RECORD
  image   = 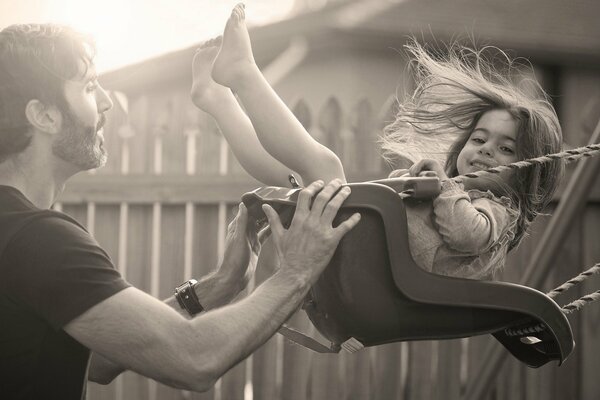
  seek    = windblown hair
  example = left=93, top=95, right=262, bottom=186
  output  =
left=381, top=41, right=564, bottom=249
left=0, top=24, right=95, bottom=162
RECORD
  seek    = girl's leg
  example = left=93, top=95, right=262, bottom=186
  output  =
left=191, top=38, right=292, bottom=186
left=211, top=4, right=346, bottom=184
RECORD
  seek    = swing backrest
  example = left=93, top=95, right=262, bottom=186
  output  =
left=242, top=181, right=574, bottom=368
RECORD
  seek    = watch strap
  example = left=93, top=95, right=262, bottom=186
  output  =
left=175, top=279, right=204, bottom=316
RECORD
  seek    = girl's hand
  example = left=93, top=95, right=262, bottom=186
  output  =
left=409, top=159, right=449, bottom=180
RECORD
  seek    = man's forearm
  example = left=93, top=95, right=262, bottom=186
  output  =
left=89, top=265, right=249, bottom=384
left=183, top=268, right=311, bottom=382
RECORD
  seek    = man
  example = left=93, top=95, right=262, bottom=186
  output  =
left=0, top=24, right=360, bottom=399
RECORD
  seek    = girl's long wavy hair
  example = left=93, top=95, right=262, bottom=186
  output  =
left=381, top=41, right=564, bottom=249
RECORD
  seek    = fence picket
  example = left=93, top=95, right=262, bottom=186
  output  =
left=318, top=97, right=343, bottom=155
left=252, top=239, right=281, bottom=400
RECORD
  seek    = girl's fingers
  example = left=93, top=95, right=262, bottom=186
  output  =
left=408, top=160, right=423, bottom=176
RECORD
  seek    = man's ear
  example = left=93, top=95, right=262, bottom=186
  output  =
left=24, top=99, right=62, bottom=134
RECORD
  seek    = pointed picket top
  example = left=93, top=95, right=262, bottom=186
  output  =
left=348, top=98, right=374, bottom=137
left=378, top=94, right=399, bottom=131
left=318, top=97, right=343, bottom=153
left=292, top=98, right=313, bottom=131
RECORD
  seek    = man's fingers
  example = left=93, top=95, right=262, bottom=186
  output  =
left=237, top=202, right=248, bottom=228
left=333, top=213, right=361, bottom=238
left=296, top=180, right=324, bottom=214
left=321, top=185, right=351, bottom=223
left=311, top=179, right=343, bottom=216
left=262, top=204, right=285, bottom=239
left=257, top=226, right=272, bottom=246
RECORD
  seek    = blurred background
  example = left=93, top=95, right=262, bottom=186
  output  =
left=3, top=0, right=600, bottom=399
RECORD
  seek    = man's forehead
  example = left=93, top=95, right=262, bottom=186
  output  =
left=72, top=59, right=97, bottom=82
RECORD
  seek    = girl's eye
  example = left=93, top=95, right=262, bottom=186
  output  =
left=472, top=137, right=485, bottom=144
left=500, top=146, right=515, bottom=154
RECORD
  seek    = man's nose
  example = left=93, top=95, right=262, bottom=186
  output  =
left=96, top=86, right=114, bottom=113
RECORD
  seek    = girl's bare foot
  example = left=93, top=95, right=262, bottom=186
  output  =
left=190, top=37, right=233, bottom=113
left=212, top=3, right=259, bottom=89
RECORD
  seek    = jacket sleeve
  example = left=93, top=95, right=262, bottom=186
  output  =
left=432, top=180, right=518, bottom=254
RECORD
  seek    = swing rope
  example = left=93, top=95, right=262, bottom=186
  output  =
left=451, top=143, right=600, bottom=185
left=504, top=263, right=600, bottom=337
left=547, top=263, right=600, bottom=299
left=548, top=263, right=600, bottom=314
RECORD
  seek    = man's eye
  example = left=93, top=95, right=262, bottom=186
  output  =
left=86, top=84, right=97, bottom=93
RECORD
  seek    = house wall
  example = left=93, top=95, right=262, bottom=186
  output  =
left=274, top=45, right=406, bottom=118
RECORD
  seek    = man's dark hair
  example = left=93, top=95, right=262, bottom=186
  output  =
left=0, top=24, right=96, bottom=162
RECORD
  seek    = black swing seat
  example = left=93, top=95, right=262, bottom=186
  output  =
left=241, top=179, right=574, bottom=368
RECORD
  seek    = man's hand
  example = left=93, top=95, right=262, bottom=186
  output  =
left=262, top=179, right=361, bottom=286
left=219, top=203, right=260, bottom=290
left=409, top=159, right=449, bottom=180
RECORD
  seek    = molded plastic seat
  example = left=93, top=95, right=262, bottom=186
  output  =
left=242, top=181, right=574, bottom=368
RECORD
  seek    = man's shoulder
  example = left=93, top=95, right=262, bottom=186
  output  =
left=1, top=209, right=95, bottom=264
left=9, top=208, right=87, bottom=241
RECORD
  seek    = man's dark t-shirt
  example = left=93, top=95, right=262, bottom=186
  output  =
left=0, top=185, right=130, bottom=399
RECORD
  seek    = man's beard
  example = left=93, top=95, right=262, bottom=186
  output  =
left=52, top=106, right=107, bottom=170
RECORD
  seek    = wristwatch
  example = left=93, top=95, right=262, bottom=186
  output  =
left=174, top=279, right=204, bottom=316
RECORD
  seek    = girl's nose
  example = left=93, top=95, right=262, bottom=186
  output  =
left=478, top=147, right=493, bottom=157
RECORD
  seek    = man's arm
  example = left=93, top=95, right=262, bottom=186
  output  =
left=89, top=202, right=260, bottom=383
left=88, top=267, right=244, bottom=384
left=72, top=180, right=360, bottom=392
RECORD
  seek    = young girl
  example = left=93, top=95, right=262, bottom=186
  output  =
left=191, top=4, right=563, bottom=280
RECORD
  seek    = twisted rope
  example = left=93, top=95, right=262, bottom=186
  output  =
left=504, top=264, right=600, bottom=337
left=547, top=263, right=600, bottom=299
left=451, top=143, right=600, bottom=185
left=561, top=291, right=600, bottom=315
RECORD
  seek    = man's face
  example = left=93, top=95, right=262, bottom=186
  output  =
left=52, top=64, right=113, bottom=170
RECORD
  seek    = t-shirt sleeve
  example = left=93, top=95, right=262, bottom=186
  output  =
left=1, top=215, right=130, bottom=330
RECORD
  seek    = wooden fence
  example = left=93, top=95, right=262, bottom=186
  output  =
left=55, top=90, right=600, bottom=400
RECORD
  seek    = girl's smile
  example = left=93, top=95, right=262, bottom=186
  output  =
left=457, top=109, right=519, bottom=176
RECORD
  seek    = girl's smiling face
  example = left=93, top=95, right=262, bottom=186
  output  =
left=457, top=109, right=519, bottom=176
